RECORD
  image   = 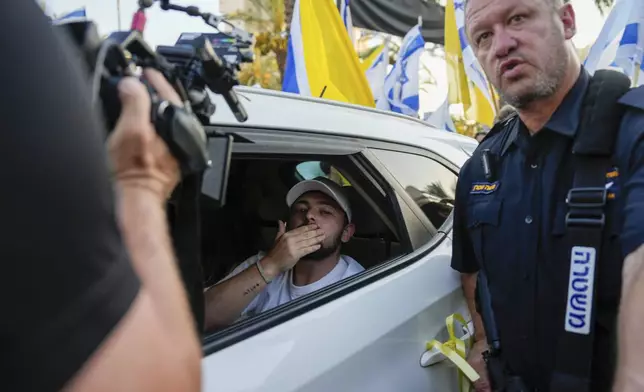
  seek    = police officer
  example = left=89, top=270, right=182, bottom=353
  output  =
left=451, top=0, right=644, bottom=391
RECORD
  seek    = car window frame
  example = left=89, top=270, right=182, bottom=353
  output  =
left=200, top=126, right=457, bottom=354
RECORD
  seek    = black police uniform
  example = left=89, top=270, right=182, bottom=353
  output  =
left=451, top=67, right=644, bottom=391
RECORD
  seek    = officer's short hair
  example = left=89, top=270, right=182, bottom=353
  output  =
left=464, top=0, right=566, bottom=17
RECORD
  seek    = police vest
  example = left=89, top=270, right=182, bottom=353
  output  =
left=478, top=70, right=643, bottom=392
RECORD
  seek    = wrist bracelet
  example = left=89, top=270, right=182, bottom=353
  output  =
left=256, top=260, right=272, bottom=284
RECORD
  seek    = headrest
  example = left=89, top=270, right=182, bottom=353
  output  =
left=258, top=196, right=288, bottom=222
left=342, top=187, right=387, bottom=236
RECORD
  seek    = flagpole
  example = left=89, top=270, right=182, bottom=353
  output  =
left=634, top=63, right=641, bottom=87
left=487, top=79, right=500, bottom=113
left=117, top=0, right=122, bottom=30
left=633, top=48, right=643, bottom=87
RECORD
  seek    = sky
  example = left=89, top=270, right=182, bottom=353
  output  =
left=43, top=0, right=221, bottom=47
left=44, top=0, right=610, bottom=113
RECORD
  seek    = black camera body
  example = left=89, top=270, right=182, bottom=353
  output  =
left=53, top=19, right=247, bottom=177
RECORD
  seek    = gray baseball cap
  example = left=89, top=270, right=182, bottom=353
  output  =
left=286, top=177, right=352, bottom=223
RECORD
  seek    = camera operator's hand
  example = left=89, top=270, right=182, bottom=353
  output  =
left=107, top=69, right=183, bottom=200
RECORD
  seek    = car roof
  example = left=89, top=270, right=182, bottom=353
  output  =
left=208, top=87, right=477, bottom=167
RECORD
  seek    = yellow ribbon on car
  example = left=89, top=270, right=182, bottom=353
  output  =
left=426, top=313, right=480, bottom=392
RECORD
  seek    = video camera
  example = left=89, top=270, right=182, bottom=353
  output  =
left=52, top=0, right=253, bottom=331
left=53, top=0, right=248, bottom=197
left=175, top=32, right=254, bottom=70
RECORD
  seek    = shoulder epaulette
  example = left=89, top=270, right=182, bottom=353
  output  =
left=480, top=113, right=518, bottom=144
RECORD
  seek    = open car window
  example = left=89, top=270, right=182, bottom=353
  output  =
left=201, top=154, right=404, bottom=280
left=199, top=149, right=413, bottom=333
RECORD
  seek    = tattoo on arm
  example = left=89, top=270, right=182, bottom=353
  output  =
left=243, top=282, right=261, bottom=296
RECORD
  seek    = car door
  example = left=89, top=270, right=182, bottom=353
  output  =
left=290, top=147, right=470, bottom=392
left=201, top=134, right=470, bottom=392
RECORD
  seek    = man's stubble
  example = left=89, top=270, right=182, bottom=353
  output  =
left=499, top=26, right=569, bottom=109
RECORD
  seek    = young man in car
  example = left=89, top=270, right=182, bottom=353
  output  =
left=204, top=177, right=364, bottom=330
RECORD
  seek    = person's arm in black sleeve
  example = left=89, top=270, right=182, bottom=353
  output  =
left=451, top=159, right=490, bottom=390
left=613, top=110, right=644, bottom=392
left=451, top=160, right=484, bottom=337
left=0, top=2, right=199, bottom=391
left=451, top=160, right=480, bottom=274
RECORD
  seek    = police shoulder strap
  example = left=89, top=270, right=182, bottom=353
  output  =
left=477, top=114, right=520, bottom=182
left=479, top=112, right=519, bottom=151
left=550, top=69, right=631, bottom=392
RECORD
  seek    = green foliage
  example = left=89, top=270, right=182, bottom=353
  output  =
left=593, top=0, right=614, bottom=15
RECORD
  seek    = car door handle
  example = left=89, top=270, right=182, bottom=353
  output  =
left=419, top=327, right=472, bottom=367
left=419, top=313, right=480, bottom=388
left=419, top=313, right=481, bottom=392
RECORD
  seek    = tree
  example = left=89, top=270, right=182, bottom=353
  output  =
left=226, top=0, right=288, bottom=88
left=594, top=0, right=614, bottom=15
left=284, top=0, right=295, bottom=28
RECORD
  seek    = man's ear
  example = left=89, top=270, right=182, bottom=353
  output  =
left=559, top=3, right=577, bottom=40
left=341, top=223, right=356, bottom=243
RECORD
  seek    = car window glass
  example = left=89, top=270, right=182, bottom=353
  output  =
left=373, top=150, right=457, bottom=229
left=295, top=161, right=351, bottom=186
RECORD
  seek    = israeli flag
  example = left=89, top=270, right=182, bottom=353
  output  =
left=339, top=0, right=355, bottom=45
left=584, top=0, right=644, bottom=85
left=376, top=24, right=425, bottom=116
left=52, top=8, right=87, bottom=24
left=282, top=0, right=310, bottom=95
left=425, top=99, right=457, bottom=132
left=454, top=0, right=495, bottom=106
left=39, top=1, right=56, bottom=18
left=365, top=43, right=389, bottom=101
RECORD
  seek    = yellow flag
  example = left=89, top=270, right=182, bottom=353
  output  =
left=466, top=86, right=496, bottom=127
left=360, top=43, right=385, bottom=73
left=444, top=0, right=496, bottom=127
left=299, top=0, right=375, bottom=107
left=445, top=0, right=471, bottom=110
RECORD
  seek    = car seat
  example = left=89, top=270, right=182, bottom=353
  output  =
left=340, top=187, right=401, bottom=269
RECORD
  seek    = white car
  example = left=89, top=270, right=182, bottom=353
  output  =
left=200, top=87, right=479, bottom=392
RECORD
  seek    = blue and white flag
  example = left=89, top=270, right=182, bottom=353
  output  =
left=376, top=24, right=425, bottom=116
left=339, top=0, right=355, bottom=46
left=614, top=21, right=644, bottom=78
left=454, top=0, right=495, bottom=107
left=52, top=7, right=87, bottom=24
left=39, top=1, right=56, bottom=18
left=365, top=41, right=389, bottom=100
left=425, top=99, right=457, bottom=132
left=282, top=1, right=311, bottom=96
left=584, top=0, right=644, bottom=85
